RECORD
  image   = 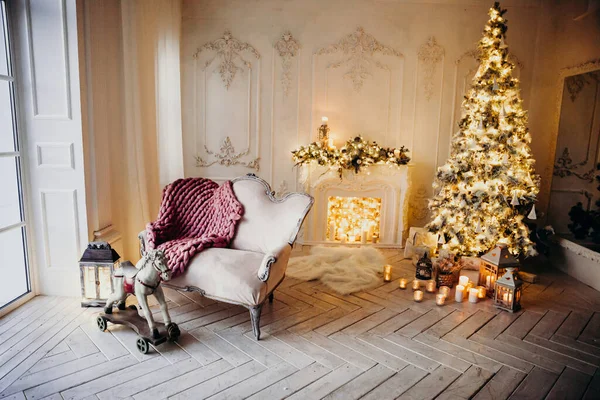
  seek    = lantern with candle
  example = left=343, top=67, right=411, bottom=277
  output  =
left=79, top=242, right=120, bottom=307
left=478, top=243, right=519, bottom=298
left=415, top=251, right=433, bottom=281
left=493, top=267, right=522, bottom=312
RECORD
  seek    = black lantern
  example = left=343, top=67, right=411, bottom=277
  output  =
left=478, top=243, right=519, bottom=298
left=493, top=267, right=522, bottom=313
left=79, top=241, right=120, bottom=307
left=415, top=251, right=433, bottom=280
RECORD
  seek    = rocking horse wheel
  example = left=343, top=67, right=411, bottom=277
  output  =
left=96, top=316, right=107, bottom=332
left=136, top=337, right=150, bottom=354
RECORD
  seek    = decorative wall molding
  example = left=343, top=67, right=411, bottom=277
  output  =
left=540, top=58, right=600, bottom=215
left=553, top=147, right=596, bottom=182
left=411, top=184, right=430, bottom=220
left=274, top=31, right=300, bottom=97
left=418, top=37, right=445, bottom=101
left=193, top=30, right=260, bottom=89
left=316, top=27, right=402, bottom=92
left=275, top=180, right=289, bottom=198
left=565, top=71, right=599, bottom=102
left=195, top=136, right=260, bottom=170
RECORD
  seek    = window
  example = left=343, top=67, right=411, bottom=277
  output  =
left=0, top=0, right=30, bottom=307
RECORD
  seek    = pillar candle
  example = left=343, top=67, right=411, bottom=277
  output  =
left=459, top=276, right=469, bottom=287
left=436, top=294, right=446, bottom=306
left=485, top=275, right=491, bottom=289
left=455, top=285, right=465, bottom=302
left=412, top=280, right=420, bottom=290
left=426, top=280, right=436, bottom=293
left=361, top=231, right=368, bottom=244
left=414, top=290, right=424, bottom=302
left=399, top=278, right=407, bottom=289
left=329, top=223, right=336, bottom=241
left=468, top=288, right=479, bottom=303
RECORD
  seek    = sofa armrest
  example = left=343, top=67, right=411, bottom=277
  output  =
left=138, top=230, right=148, bottom=257
left=257, top=244, right=292, bottom=282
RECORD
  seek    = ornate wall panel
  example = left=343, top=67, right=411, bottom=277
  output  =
left=312, top=27, right=404, bottom=147
left=181, top=0, right=544, bottom=242
left=192, top=30, right=261, bottom=175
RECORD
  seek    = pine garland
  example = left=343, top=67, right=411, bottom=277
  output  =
left=292, top=136, right=410, bottom=178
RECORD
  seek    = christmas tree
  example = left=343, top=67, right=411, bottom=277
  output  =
left=427, top=2, right=539, bottom=257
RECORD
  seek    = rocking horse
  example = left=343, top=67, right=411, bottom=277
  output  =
left=97, top=249, right=180, bottom=354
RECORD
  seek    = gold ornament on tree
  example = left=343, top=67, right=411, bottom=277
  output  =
left=426, top=2, right=539, bottom=257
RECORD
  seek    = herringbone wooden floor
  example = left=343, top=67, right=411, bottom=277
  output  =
left=0, top=249, right=599, bottom=399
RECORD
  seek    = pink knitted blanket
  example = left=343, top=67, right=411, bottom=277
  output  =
left=146, top=178, right=244, bottom=276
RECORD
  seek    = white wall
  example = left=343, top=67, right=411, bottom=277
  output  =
left=180, top=0, right=541, bottom=229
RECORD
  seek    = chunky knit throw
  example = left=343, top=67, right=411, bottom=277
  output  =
left=146, top=178, right=244, bottom=276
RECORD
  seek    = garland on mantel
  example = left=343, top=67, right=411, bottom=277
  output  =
left=292, top=136, right=411, bottom=178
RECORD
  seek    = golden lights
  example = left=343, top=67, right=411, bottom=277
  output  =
left=326, top=196, right=381, bottom=243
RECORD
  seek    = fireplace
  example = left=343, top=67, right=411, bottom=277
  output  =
left=326, top=196, right=382, bottom=243
left=298, top=164, right=411, bottom=247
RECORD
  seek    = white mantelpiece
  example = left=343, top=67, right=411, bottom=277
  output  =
left=298, top=164, right=412, bottom=247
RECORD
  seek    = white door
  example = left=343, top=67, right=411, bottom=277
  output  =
left=11, top=0, right=88, bottom=297
left=0, top=0, right=30, bottom=307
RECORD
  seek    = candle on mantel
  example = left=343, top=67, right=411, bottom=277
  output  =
left=383, top=265, right=392, bottom=282
left=412, top=280, right=420, bottom=291
left=436, top=294, right=446, bottom=306
left=459, top=275, right=469, bottom=287
left=348, top=235, right=355, bottom=244
left=455, top=285, right=465, bottom=302
left=321, top=116, right=328, bottom=125
left=399, top=278, right=408, bottom=289
left=476, top=286, right=486, bottom=299
left=340, top=234, right=347, bottom=244
left=327, top=138, right=334, bottom=149
left=414, top=290, right=424, bottom=302
left=468, top=288, right=479, bottom=304
left=426, top=280, right=436, bottom=293
left=439, top=286, right=451, bottom=297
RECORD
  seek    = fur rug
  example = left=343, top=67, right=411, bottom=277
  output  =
left=286, top=246, right=386, bottom=295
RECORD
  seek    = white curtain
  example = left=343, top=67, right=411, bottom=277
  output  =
left=117, top=0, right=184, bottom=260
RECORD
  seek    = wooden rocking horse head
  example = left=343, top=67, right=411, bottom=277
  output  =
left=141, top=249, right=171, bottom=282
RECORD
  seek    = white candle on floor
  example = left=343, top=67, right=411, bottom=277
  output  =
left=455, top=285, right=465, bottom=302
left=459, top=275, right=469, bottom=287
left=468, top=288, right=479, bottom=303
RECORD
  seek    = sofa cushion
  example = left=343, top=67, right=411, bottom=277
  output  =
left=166, top=247, right=286, bottom=306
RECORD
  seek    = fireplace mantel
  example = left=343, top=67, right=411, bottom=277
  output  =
left=297, top=164, right=412, bottom=247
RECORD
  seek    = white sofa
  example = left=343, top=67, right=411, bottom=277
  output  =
left=139, top=174, right=313, bottom=339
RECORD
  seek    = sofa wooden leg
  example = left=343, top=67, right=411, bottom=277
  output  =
left=250, top=305, right=263, bottom=340
left=268, top=293, right=274, bottom=304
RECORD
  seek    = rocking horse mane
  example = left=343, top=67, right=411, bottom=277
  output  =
left=137, top=249, right=167, bottom=271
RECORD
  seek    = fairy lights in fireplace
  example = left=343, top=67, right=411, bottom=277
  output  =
left=327, top=196, right=381, bottom=243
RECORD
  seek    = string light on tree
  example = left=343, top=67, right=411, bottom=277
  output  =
left=427, top=2, right=539, bottom=257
